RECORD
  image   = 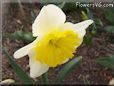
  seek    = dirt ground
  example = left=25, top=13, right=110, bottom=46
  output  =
left=2, top=3, right=114, bottom=85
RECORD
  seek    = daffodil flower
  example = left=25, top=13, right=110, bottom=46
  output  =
left=14, top=4, right=93, bottom=78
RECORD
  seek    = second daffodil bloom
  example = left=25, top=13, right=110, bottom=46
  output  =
left=14, top=4, right=93, bottom=78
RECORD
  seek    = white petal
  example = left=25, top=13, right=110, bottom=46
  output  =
left=73, top=20, right=93, bottom=38
left=13, top=37, right=40, bottom=59
left=28, top=51, right=49, bottom=78
left=61, top=20, right=93, bottom=48
left=13, top=43, right=33, bottom=59
left=29, top=59, right=49, bottom=78
left=32, top=4, right=66, bottom=37
left=109, top=78, right=114, bottom=85
left=62, top=20, right=93, bottom=38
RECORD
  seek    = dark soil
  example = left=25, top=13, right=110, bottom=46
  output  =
left=2, top=3, right=114, bottom=85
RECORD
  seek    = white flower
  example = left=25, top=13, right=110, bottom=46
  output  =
left=109, top=78, right=114, bottom=85
left=0, top=79, right=15, bottom=85
left=14, top=4, right=93, bottom=78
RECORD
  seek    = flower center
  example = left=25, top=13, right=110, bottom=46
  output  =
left=33, top=29, right=81, bottom=67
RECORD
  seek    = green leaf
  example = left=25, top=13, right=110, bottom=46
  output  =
left=31, top=11, right=36, bottom=23
left=9, top=31, right=36, bottom=43
left=81, top=11, right=88, bottom=20
left=42, top=72, right=48, bottom=84
left=55, top=56, right=82, bottom=84
left=2, top=47, right=33, bottom=84
left=104, top=26, right=114, bottom=34
left=86, top=8, right=96, bottom=33
left=94, top=18, right=103, bottom=27
left=104, top=8, right=114, bottom=24
left=95, top=55, right=114, bottom=69
left=84, top=35, right=93, bottom=46
left=62, top=2, right=78, bottom=12
left=57, top=1, right=66, bottom=9
left=86, top=8, right=93, bottom=19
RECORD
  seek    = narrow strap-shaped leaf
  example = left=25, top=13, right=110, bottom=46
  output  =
left=9, top=31, right=36, bottom=43
left=55, top=56, right=82, bottom=84
left=95, top=55, right=114, bottom=69
left=104, top=26, right=114, bottom=34
left=42, top=72, right=48, bottom=84
left=2, top=47, right=33, bottom=84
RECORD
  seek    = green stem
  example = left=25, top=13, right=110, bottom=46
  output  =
left=42, top=72, right=48, bottom=84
